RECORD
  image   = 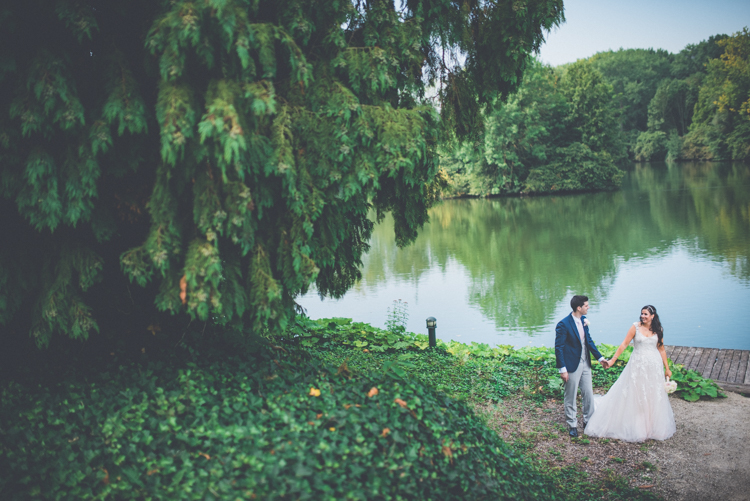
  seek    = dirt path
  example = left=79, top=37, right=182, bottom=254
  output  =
left=475, top=390, right=750, bottom=500
left=651, top=391, right=750, bottom=501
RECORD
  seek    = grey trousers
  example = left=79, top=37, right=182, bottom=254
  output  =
left=563, top=352, right=594, bottom=429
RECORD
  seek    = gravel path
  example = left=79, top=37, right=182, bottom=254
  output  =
left=475, top=390, right=750, bottom=500
left=651, top=391, right=750, bottom=501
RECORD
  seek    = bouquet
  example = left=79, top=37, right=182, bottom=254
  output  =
left=664, top=377, right=677, bottom=394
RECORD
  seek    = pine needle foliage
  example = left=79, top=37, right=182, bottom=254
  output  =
left=0, top=0, right=563, bottom=347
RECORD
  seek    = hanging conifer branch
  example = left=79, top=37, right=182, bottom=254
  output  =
left=0, top=0, right=563, bottom=346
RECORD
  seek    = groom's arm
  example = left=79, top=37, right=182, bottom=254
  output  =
left=585, top=331, right=605, bottom=363
left=554, top=321, right=567, bottom=374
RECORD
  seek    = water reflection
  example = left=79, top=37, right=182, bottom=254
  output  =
left=299, top=162, right=750, bottom=349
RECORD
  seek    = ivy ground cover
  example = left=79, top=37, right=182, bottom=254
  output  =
left=1, top=341, right=558, bottom=500
left=296, top=317, right=725, bottom=403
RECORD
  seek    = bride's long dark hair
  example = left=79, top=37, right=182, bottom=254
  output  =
left=641, top=305, right=664, bottom=347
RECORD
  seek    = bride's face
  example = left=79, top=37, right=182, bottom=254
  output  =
left=640, top=309, right=654, bottom=324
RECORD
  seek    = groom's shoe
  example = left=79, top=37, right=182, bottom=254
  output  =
left=583, top=421, right=588, bottom=429
left=569, top=427, right=578, bottom=438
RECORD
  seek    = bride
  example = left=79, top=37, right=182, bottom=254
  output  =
left=584, top=305, right=676, bottom=442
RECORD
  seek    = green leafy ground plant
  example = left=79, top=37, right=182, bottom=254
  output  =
left=293, top=318, right=725, bottom=402
left=1, top=342, right=561, bottom=500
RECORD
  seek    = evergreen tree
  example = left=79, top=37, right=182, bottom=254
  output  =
left=0, top=0, right=563, bottom=348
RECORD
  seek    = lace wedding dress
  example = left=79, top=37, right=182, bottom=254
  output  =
left=584, top=322, right=676, bottom=442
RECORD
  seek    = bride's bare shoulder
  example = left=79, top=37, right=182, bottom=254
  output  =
left=625, top=323, right=637, bottom=340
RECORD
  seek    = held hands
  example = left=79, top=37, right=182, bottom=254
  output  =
left=599, top=359, right=610, bottom=369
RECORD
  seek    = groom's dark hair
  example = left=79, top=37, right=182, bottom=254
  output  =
left=570, top=295, right=588, bottom=312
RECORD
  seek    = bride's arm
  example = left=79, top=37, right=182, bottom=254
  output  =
left=658, top=343, right=672, bottom=377
left=608, top=325, right=636, bottom=365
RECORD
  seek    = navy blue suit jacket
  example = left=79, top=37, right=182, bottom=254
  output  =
left=554, top=313, right=603, bottom=373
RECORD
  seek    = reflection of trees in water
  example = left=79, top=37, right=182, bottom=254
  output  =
left=631, top=162, right=750, bottom=280
left=355, top=161, right=750, bottom=328
left=446, top=195, right=627, bottom=329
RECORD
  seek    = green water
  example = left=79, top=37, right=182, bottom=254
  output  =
left=299, top=162, right=750, bottom=349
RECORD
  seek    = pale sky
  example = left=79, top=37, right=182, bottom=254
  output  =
left=538, top=0, right=750, bottom=67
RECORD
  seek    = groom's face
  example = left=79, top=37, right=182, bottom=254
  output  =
left=578, top=302, right=589, bottom=315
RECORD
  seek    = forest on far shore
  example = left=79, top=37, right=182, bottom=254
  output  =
left=441, top=28, right=750, bottom=196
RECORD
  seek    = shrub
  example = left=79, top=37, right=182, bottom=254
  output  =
left=0, top=344, right=557, bottom=500
left=665, top=130, right=683, bottom=161
left=523, top=143, right=624, bottom=194
left=633, top=131, right=668, bottom=162
left=680, top=122, right=726, bottom=160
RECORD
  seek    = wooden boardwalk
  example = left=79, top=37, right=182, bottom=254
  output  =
left=665, top=345, right=750, bottom=394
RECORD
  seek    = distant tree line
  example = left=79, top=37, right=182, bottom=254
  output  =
left=441, top=28, right=750, bottom=196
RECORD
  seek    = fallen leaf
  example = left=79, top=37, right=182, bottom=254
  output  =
left=309, top=387, right=321, bottom=397
left=394, top=398, right=408, bottom=409
left=179, top=275, right=187, bottom=304
left=367, top=387, right=379, bottom=398
left=147, top=469, right=158, bottom=476
left=363, top=349, right=370, bottom=353
left=308, top=421, right=315, bottom=425
left=329, top=427, right=336, bottom=432
left=343, top=404, right=352, bottom=409
left=199, top=453, right=211, bottom=460
left=316, top=413, right=323, bottom=418
left=336, top=361, right=351, bottom=377
left=639, top=485, right=654, bottom=489
left=101, top=468, right=110, bottom=485
left=381, top=428, right=390, bottom=437
left=441, top=446, right=453, bottom=462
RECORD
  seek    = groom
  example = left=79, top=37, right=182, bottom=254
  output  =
left=555, top=295, right=608, bottom=438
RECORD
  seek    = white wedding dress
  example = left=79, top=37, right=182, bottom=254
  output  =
left=584, top=322, right=676, bottom=442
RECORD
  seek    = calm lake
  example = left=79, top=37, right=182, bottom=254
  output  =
left=299, top=162, right=750, bottom=350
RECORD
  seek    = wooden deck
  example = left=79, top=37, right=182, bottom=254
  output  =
left=665, top=345, right=750, bottom=394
